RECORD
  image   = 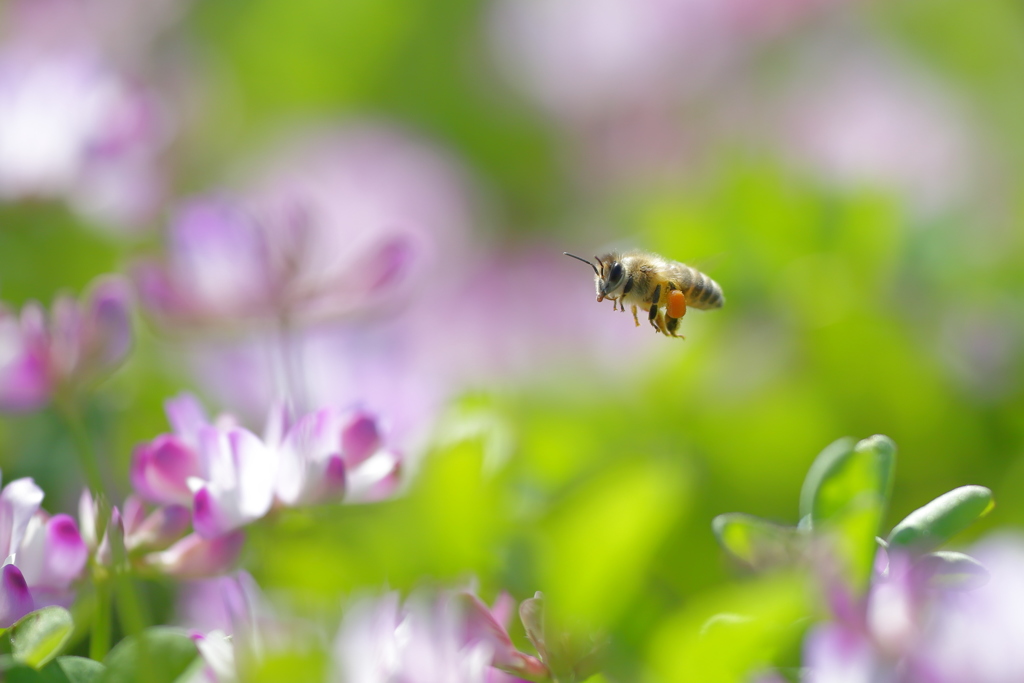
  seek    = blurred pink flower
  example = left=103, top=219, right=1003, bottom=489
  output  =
left=490, top=0, right=844, bottom=120
left=131, top=394, right=403, bottom=536
left=0, top=0, right=180, bottom=230
left=803, top=542, right=999, bottom=682
left=0, top=50, right=168, bottom=228
left=176, top=571, right=265, bottom=638
left=332, top=589, right=547, bottom=683
left=145, top=531, right=246, bottom=580
left=78, top=490, right=190, bottom=566
left=778, top=48, right=976, bottom=214
left=911, top=535, right=1024, bottom=683
left=491, top=0, right=728, bottom=118
left=1, top=0, right=189, bottom=65
left=0, top=475, right=87, bottom=626
left=179, top=571, right=322, bottom=682
left=131, top=394, right=275, bottom=538
left=268, top=406, right=400, bottom=506
left=138, top=125, right=473, bottom=328
left=0, top=275, right=133, bottom=412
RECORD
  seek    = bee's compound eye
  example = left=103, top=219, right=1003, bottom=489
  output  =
left=610, top=263, right=624, bottom=284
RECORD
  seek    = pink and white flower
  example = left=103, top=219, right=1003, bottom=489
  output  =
left=136, top=125, right=472, bottom=328
left=131, top=394, right=404, bottom=538
left=0, top=475, right=87, bottom=627
left=0, top=274, right=132, bottom=412
left=333, top=589, right=548, bottom=683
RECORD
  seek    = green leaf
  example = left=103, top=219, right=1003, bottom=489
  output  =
left=51, top=657, right=105, bottom=683
left=887, top=486, right=994, bottom=552
left=4, top=656, right=105, bottom=683
left=914, top=551, right=989, bottom=591
left=799, top=436, right=896, bottom=524
left=540, top=459, right=687, bottom=629
left=799, top=437, right=855, bottom=521
left=711, top=513, right=802, bottom=570
left=4, top=663, right=46, bottom=682
left=98, top=628, right=198, bottom=683
left=798, top=435, right=897, bottom=589
left=649, top=573, right=810, bottom=683
left=10, top=607, right=74, bottom=669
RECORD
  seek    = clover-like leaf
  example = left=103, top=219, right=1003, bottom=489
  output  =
left=3, top=663, right=46, bottom=682
left=796, top=435, right=897, bottom=589
left=712, top=513, right=802, bottom=570
left=9, top=607, right=74, bottom=670
left=98, top=627, right=198, bottom=683
left=799, top=437, right=855, bottom=522
left=799, top=436, right=896, bottom=525
left=913, top=551, right=989, bottom=591
left=887, top=485, right=994, bottom=552
left=3, top=657, right=106, bottom=683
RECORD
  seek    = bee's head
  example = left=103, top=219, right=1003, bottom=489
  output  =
left=564, top=252, right=626, bottom=301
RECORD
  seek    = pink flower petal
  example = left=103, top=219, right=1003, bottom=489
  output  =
left=341, top=413, right=381, bottom=469
left=121, top=495, right=147, bottom=538
left=36, top=514, right=87, bottom=589
left=459, top=592, right=550, bottom=680
left=165, top=393, right=210, bottom=446
left=130, top=434, right=201, bottom=505
left=78, top=489, right=97, bottom=548
left=345, top=450, right=402, bottom=503
left=0, top=309, right=52, bottom=412
left=147, top=531, right=245, bottom=579
left=0, top=477, right=45, bottom=558
left=125, top=504, right=190, bottom=552
left=96, top=506, right=122, bottom=567
left=85, top=275, right=132, bottom=371
left=192, top=485, right=240, bottom=539
left=230, top=429, right=276, bottom=520
left=305, top=454, right=347, bottom=505
left=0, top=563, right=33, bottom=628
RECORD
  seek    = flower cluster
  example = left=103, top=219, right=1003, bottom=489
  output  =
left=177, top=576, right=590, bottom=683
left=135, top=126, right=472, bottom=329
left=125, top=393, right=401, bottom=577
left=0, top=275, right=132, bottom=412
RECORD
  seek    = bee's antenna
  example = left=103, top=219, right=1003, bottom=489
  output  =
left=564, top=252, right=599, bottom=277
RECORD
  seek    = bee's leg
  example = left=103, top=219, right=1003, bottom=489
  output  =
left=666, top=315, right=685, bottom=339
left=656, top=310, right=670, bottom=336
left=631, top=305, right=639, bottom=327
left=611, top=298, right=618, bottom=311
left=648, top=285, right=662, bottom=332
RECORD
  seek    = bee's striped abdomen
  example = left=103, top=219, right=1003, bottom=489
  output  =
left=676, top=264, right=724, bottom=311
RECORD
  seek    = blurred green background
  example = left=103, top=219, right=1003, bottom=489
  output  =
left=1, top=0, right=1023, bottom=680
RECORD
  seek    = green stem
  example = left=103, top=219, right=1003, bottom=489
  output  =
left=55, top=398, right=105, bottom=498
left=56, top=396, right=152, bottom=666
left=90, top=576, right=112, bottom=660
left=111, top=549, right=154, bottom=683
left=113, top=569, right=147, bottom=638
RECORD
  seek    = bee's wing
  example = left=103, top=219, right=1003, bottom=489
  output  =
left=686, top=252, right=728, bottom=274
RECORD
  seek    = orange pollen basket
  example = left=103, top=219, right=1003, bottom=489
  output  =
left=668, top=290, right=686, bottom=318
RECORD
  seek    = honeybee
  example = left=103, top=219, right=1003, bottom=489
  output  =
left=564, top=250, right=724, bottom=338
